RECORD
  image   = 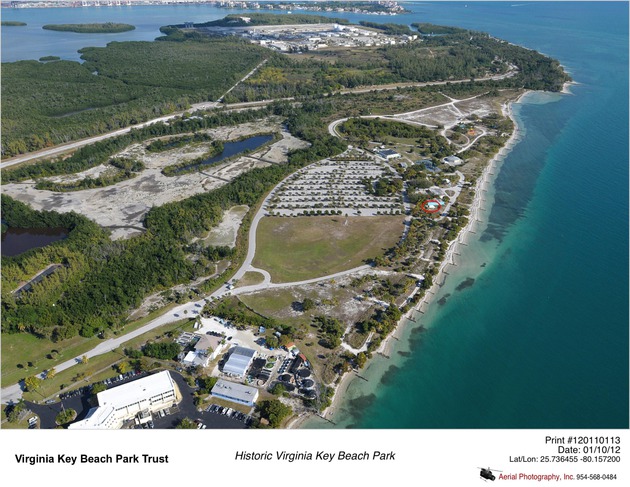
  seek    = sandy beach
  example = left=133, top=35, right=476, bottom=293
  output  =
left=561, top=80, right=579, bottom=95
left=375, top=92, right=529, bottom=358
left=295, top=92, right=530, bottom=428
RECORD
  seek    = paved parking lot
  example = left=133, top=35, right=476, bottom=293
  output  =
left=21, top=370, right=249, bottom=429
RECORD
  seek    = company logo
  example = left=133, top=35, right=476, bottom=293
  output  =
left=479, top=466, right=502, bottom=481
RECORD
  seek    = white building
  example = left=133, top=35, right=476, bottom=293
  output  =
left=211, top=379, right=259, bottom=407
left=222, top=346, right=256, bottom=377
left=68, top=371, right=180, bottom=429
left=377, top=149, right=401, bottom=160
left=443, top=155, right=463, bottom=166
left=182, top=351, right=209, bottom=368
left=181, top=334, right=225, bottom=368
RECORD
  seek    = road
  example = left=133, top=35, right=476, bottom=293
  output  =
left=1, top=66, right=517, bottom=169
left=327, top=92, right=487, bottom=137
left=0, top=67, right=518, bottom=403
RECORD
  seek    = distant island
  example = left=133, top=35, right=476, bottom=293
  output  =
left=42, top=23, right=135, bottom=34
left=1, top=21, right=27, bottom=26
left=39, top=56, right=61, bottom=62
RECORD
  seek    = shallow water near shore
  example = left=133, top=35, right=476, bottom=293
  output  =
left=304, top=2, right=628, bottom=429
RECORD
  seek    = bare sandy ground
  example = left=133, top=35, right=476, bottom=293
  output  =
left=2, top=122, right=306, bottom=240
left=199, top=205, right=249, bottom=248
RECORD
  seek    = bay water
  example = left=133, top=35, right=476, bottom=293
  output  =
left=2, top=1, right=628, bottom=428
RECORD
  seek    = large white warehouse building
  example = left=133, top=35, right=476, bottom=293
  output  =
left=69, top=370, right=181, bottom=429
left=222, top=346, right=256, bottom=378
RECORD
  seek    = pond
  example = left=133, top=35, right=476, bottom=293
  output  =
left=1, top=227, right=69, bottom=257
left=174, top=134, right=274, bottom=174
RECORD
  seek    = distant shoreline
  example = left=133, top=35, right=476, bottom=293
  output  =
left=2, top=0, right=407, bottom=16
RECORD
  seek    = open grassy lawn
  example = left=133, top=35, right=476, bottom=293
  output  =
left=1, top=333, right=97, bottom=389
left=253, top=216, right=404, bottom=283
left=20, top=318, right=193, bottom=402
left=1, top=302, right=180, bottom=389
left=235, top=271, right=266, bottom=288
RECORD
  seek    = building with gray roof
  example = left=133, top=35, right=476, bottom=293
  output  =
left=222, top=346, right=256, bottom=377
left=211, top=379, right=259, bottom=407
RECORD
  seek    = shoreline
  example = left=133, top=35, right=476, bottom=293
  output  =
left=561, top=80, right=579, bottom=95
left=376, top=90, right=529, bottom=357
left=296, top=91, right=529, bottom=429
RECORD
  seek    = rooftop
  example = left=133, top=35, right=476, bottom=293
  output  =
left=194, top=334, right=223, bottom=352
left=97, top=370, right=176, bottom=409
left=211, top=379, right=259, bottom=403
left=223, top=346, right=256, bottom=376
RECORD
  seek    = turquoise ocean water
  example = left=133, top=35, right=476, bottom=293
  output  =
left=2, top=2, right=628, bottom=428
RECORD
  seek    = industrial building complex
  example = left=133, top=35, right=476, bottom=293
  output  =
left=199, top=22, right=416, bottom=53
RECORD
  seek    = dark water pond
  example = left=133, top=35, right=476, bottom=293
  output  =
left=1, top=227, right=69, bottom=257
left=175, top=134, right=274, bottom=174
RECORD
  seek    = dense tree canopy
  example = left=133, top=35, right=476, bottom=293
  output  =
left=257, top=399, right=292, bottom=428
left=1, top=36, right=267, bottom=156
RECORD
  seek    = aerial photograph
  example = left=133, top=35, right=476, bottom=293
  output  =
left=1, top=0, right=627, bottom=433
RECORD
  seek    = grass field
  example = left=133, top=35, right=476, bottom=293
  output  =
left=19, top=318, right=193, bottom=402
left=1, top=302, right=178, bottom=388
left=235, top=271, right=266, bottom=288
left=253, top=216, right=404, bottom=283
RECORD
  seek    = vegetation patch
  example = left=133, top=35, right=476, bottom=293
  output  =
left=1, top=21, right=26, bottom=26
left=55, top=408, right=77, bottom=426
left=255, top=398, right=292, bottom=428
left=188, top=13, right=349, bottom=28
left=253, top=215, right=404, bottom=283
left=42, top=23, right=136, bottom=34
left=235, top=271, right=266, bottom=288
left=1, top=36, right=267, bottom=156
left=339, top=117, right=452, bottom=158
left=39, top=56, right=61, bottom=62
left=35, top=158, right=145, bottom=192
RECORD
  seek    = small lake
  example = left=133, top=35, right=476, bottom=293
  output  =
left=175, top=134, right=274, bottom=174
left=1, top=227, right=69, bottom=257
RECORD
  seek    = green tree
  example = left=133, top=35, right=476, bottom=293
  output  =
left=356, top=352, right=367, bottom=369
left=142, top=342, right=181, bottom=360
left=197, top=375, right=218, bottom=394
left=266, top=335, right=279, bottom=349
left=91, top=382, right=107, bottom=395
left=24, top=376, right=42, bottom=392
left=271, top=383, right=286, bottom=396
left=302, top=298, right=315, bottom=311
left=5, top=399, right=26, bottom=423
left=55, top=408, right=77, bottom=426
left=116, top=361, right=131, bottom=374
left=257, top=399, right=292, bottom=428
left=175, top=417, right=197, bottom=429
